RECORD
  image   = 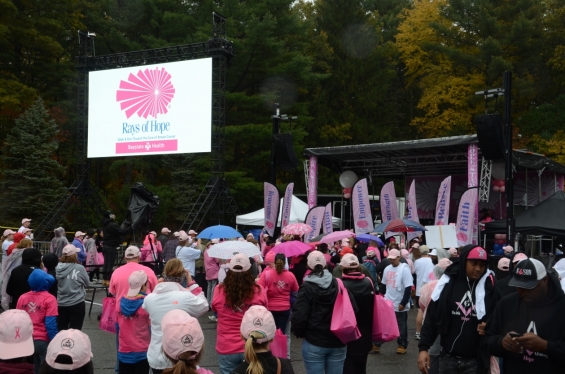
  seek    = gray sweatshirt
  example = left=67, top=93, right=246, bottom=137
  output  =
left=56, top=262, right=89, bottom=306
left=50, top=227, right=69, bottom=258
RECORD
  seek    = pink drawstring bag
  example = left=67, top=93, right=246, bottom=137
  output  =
left=99, top=297, right=117, bottom=334
left=330, top=278, right=361, bottom=344
left=271, top=329, right=288, bottom=359
left=373, top=294, right=400, bottom=342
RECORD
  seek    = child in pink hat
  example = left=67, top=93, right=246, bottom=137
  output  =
left=161, top=309, right=213, bottom=374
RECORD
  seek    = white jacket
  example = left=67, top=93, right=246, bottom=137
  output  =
left=142, top=282, right=208, bottom=369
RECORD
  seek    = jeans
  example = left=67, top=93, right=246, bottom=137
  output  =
left=301, top=339, right=346, bottom=374
left=58, top=301, right=85, bottom=331
left=207, top=279, right=218, bottom=306
left=396, top=311, right=408, bottom=348
left=271, top=309, right=291, bottom=333
left=119, top=359, right=149, bottom=374
left=33, top=340, right=48, bottom=374
left=217, top=352, right=244, bottom=374
left=343, top=354, right=368, bottom=374
left=439, top=352, right=478, bottom=374
left=102, top=246, right=117, bottom=281
left=115, top=322, right=120, bottom=373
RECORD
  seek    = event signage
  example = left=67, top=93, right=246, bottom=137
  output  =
left=425, top=225, right=458, bottom=248
left=468, top=144, right=479, bottom=244
left=352, top=178, right=374, bottom=234
left=322, top=202, right=333, bottom=234
left=264, top=182, right=280, bottom=237
left=304, top=206, right=326, bottom=242
left=380, top=181, right=399, bottom=237
left=406, top=180, right=421, bottom=241
left=88, top=58, right=212, bottom=158
left=434, top=176, right=452, bottom=225
left=307, top=156, right=318, bottom=208
left=281, top=183, right=294, bottom=229
left=456, top=188, right=478, bottom=246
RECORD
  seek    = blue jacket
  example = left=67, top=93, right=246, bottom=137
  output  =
left=72, top=239, right=87, bottom=263
left=361, top=257, right=378, bottom=284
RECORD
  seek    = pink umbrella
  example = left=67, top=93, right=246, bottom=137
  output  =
left=319, top=230, right=356, bottom=244
left=271, top=241, right=311, bottom=257
left=281, top=223, right=312, bottom=236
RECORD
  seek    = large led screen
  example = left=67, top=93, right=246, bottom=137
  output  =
left=87, top=58, right=212, bottom=158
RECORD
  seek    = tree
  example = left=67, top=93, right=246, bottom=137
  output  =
left=0, top=97, right=65, bottom=225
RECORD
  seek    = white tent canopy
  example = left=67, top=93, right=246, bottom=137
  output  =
left=236, top=195, right=341, bottom=228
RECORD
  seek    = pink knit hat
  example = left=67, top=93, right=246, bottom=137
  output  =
left=240, top=305, right=276, bottom=344
left=162, top=309, right=204, bottom=360
left=0, top=310, right=34, bottom=360
left=307, top=250, right=326, bottom=269
left=264, top=251, right=276, bottom=264
left=45, top=329, right=93, bottom=370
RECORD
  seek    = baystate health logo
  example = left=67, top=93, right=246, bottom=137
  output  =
left=116, top=67, right=176, bottom=119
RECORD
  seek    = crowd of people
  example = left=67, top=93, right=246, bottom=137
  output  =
left=1, top=215, right=565, bottom=374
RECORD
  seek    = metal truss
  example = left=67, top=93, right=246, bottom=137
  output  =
left=479, top=157, right=492, bottom=202
left=357, top=152, right=469, bottom=177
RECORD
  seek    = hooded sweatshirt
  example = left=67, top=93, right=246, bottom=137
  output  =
left=6, top=248, right=42, bottom=309
left=484, top=274, right=565, bottom=373
left=6, top=233, right=25, bottom=256
left=55, top=262, right=89, bottom=306
left=16, top=269, right=58, bottom=342
left=42, top=253, right=59, bottom=298
left=118, top=293, right=150, bottom=364
left=291, top=269, right=349, bottom=348
left=49, top=228, right=68, bottom=258
left=1, top=248, right=24, bottom=310
left=419, top=245, right=498, bottom=366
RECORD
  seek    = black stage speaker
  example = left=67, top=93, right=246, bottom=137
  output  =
left=274, top=133, right=298, bottom=171
left=475, top=114, right=505, bottom=160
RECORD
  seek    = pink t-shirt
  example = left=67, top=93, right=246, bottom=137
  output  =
left=17, top=291, right=58, bottom=342
left=204, top=250, right=219, bottom=280
left=110, top=262, right=158, bottom=312
left=212, top=284, right=268, bottom=354
left=257, top=268, right=299, bottom=311
left=117, top=295, right=151, bottom=353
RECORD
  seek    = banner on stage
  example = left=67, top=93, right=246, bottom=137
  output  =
left=323, top=202, right=333, bottom=234
left=281, top=183, right=294, bottom=229
left=352, top=178, right=374, bottom=234
left=264, top=182, right=280, bottom=237
left=425, top=225, right=458, bottom=249
left=406, top=180, right=421, bottom=242
left=456, top=188, right=478, bottom=247
left=380, top=181, right=398, bottom=238
left=307, top=156, right=318, bottom=209
left=434, top=176, right=452, bottom=225
left=305, top=206, right=325, bottom=242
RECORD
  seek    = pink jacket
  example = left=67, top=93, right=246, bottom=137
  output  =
left=212, top=284, right=268, bottom=354
left=257, top=268, right=298, bottom=311
left=204, top=250, right=219, bottom=280
left=109, top=262, right=159, bottom=312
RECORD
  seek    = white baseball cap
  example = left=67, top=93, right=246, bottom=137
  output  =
left=124, top=246, right=141, bottom=259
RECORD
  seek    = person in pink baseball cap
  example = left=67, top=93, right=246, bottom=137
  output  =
left=0, top=309, right=35, bottom=373
left=496, top=252, right=529, bottom=298
left=232, top=305, right=293, bottom=374
left=41, top=329, right=93, bottom=373
left=160, top=309, right=213, bottom=374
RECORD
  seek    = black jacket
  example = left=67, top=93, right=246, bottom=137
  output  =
left=157, top=234, right=168, bottom=250
left=102, top=218, right=129, bottom=248
left=291, top=270, right=351, bottom=348
left=231, top=351, right=294, bottom=374
left=483, top=274, right=565, bottom=373
left=6, top=248, right=42, bottom=309
left=342, top=273, right=375, bottom=355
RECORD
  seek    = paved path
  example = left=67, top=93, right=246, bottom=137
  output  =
left=85, top=288, right=421, bottom=373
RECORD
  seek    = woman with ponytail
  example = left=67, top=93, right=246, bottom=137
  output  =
left=212, top=253, right=268, bottom=374
left=257, top=253, right=298, bottom=332
left=232, top=305, right=294, bottom=374
left=161, top=309, right=213, bottom=374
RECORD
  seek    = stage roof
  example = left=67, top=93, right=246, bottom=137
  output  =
left=303, top=135, right=565, bottom=177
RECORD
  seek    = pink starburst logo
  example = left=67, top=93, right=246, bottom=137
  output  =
left=116, top=67, right=175, bottom=119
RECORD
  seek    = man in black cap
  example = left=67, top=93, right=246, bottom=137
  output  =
left=483, top=258, right=565, bottom=373
left=418, top=245, right=498, bottom=374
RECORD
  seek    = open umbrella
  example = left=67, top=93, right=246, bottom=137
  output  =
left=207, top=240, right=261, bottom=259
left=356, top=234, right=384, bottom=246
left=374, top=219, right=427, bottom=233
left=197, top=225, right=242, bottom=239
left=309, top=233, right=329, bottom=242
left=319, top=230, right=356, bottom=244
left=271, top=241, right=311, bottom=257
left=282, top=223, right=312, bottom=236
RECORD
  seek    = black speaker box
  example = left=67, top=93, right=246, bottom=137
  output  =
left=475, top=114, right=505, bottom=160
left=273, top=133, right=298, bottom=171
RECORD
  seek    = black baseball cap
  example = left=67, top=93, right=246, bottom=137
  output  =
left=508, top=258, right=547, bottom=289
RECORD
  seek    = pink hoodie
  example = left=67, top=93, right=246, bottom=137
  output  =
left=117, top=294, right=150, bottom=354
left=204, top=250, right=219, bottom=280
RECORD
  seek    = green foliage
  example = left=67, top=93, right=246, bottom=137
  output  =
left=0, top=97, right=65, bottom=225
